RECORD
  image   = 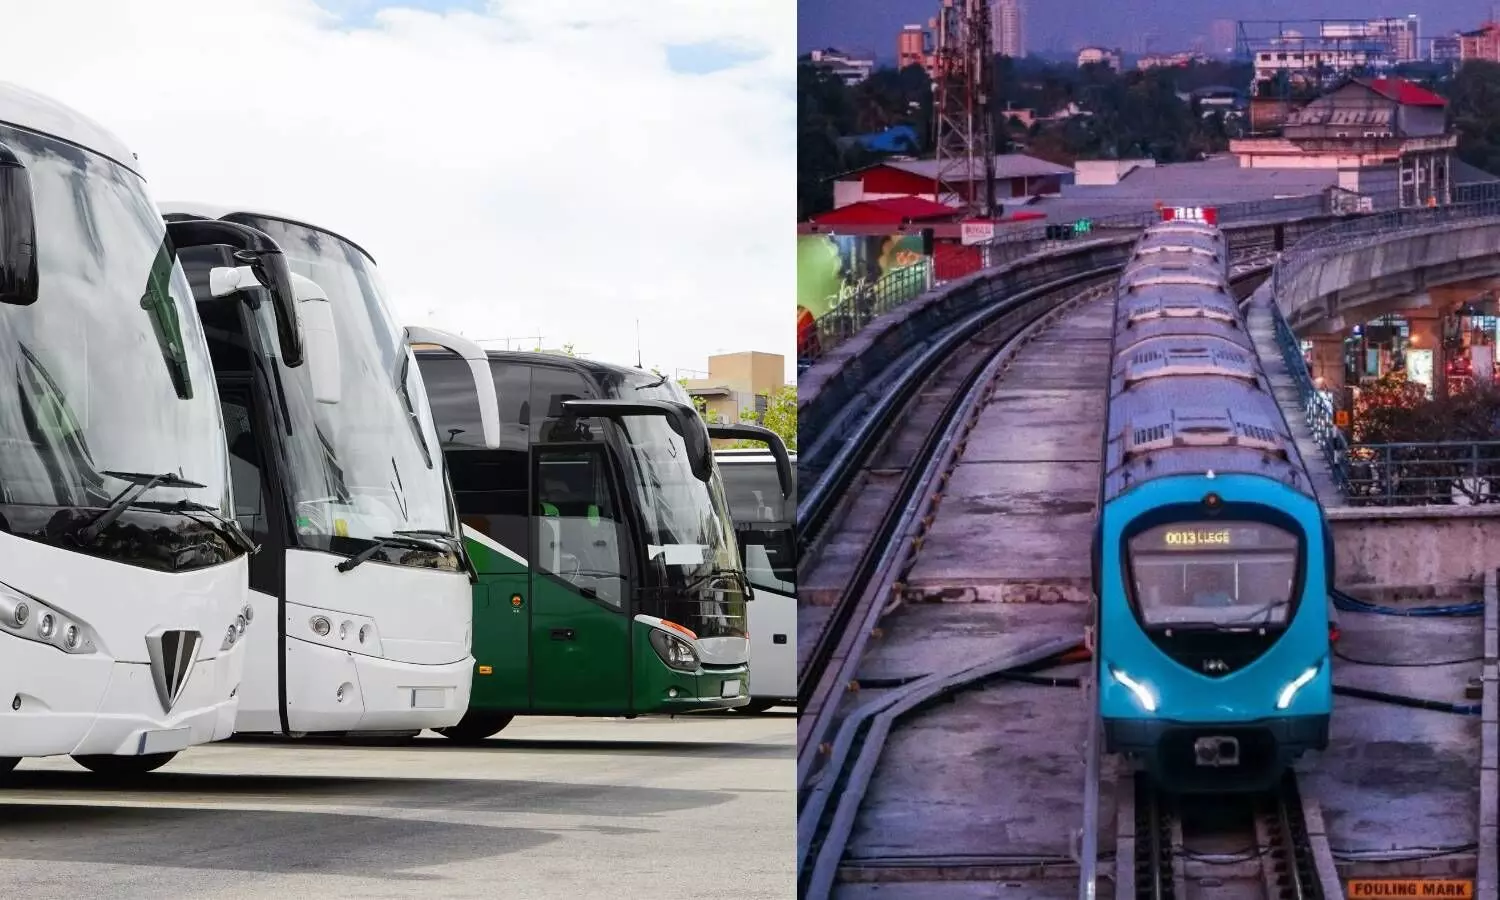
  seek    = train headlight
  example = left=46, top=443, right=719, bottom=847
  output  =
left=1275, top=659, right=1324, bottom=710
left=1108, top=665, right=1158, bottom=713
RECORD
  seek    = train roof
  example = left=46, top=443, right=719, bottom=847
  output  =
left=1103, top=221, right=1315, bottom=502
left=1111, top=333, right=1263, bottom=394
left=1132, top=232, right=1222, bottom=258
left=1117, top=285, right=1240, bottom=327
left=158, top=202, right=379, bottom=265
left=0, top=80, right=141, bottom=177
left=1119, top=262, right=1227, bottom=292
left=1113, top=313, right=1254, bottom=353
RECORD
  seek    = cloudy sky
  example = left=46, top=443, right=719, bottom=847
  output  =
left=9, top=0, right=794, bottom=381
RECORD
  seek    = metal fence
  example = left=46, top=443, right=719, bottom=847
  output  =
left=800, top=192, right=1340, bottom=369
left=1267, top=191, right=1500, bottom=506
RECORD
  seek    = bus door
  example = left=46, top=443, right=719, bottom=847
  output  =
left=529, top=443, right=631, bottom=712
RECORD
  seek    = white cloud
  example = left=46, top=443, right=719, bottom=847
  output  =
left=4, top=0, right=795, bottom=380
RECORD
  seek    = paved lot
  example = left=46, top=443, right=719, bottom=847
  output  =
left=0, top=712, right=794, bottom=899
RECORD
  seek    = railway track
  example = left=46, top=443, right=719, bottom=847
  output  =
left=797, top=251, right=1278, bottom=783
left=795, top=251, right=1313, bottom=900
left=1123, top=772, right=1330, bottom=900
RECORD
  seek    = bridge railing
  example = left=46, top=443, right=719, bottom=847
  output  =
left=1274, top=192, right=1500, bottom=298
left=1341, top=441, right=1500, bottom=506
left=801, top=192, right=1335, bottom=368
left=1268, top=298, right=1353, bottom=493
left=1267, top=186, right=1500, bottom=506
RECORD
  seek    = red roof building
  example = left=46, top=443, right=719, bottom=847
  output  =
left=831, top=153, right=1074, bottom=209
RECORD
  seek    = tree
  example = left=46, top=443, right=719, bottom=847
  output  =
left=738, top=383, right=796, bottom=451
left=1450, top=60, right=1500, bottom=177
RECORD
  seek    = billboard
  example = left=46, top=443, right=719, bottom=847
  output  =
left=1160, top=205, right=1219, bottom=225
left=797, top=232, right=927, bottom=323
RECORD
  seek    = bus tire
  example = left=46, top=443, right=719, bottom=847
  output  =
left=739, top=700, right=777, bottom=714
left=71, top=752, right=177, bottom=776
left=435, top=712, right=513, bottom=743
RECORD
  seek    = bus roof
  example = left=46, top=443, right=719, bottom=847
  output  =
left=0, top=80, right=141, bottom=177
left=157, top=202, right=379, bottom=265
left=415, top=347, right=659, bottom=384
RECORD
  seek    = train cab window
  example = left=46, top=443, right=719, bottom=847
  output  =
left=220, top=398, right=270, bottom=543
left=1125, top=521, right=1299, bottom=627
left=534, top=446, right=625, bottom=609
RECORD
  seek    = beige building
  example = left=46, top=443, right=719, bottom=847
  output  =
left=680, top=351, right=787, bottom=437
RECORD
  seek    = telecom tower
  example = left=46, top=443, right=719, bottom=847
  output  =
left=930, top=0, right=996, bottom=217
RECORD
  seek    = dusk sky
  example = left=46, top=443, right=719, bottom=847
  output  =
left=800, top=0, right=1500, bottom=62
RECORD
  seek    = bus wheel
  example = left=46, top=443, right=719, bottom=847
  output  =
left=740, top=700, right=777, bottom=714
left=71, top=752, right=177, bottom=776
left=436, top=713, right=513, bottom=743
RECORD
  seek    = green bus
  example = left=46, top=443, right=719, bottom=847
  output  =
left=414, top=350, right=789, bottom=740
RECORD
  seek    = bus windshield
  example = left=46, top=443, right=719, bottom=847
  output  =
left=0, top=123, right=238, bottom=571
left=222, top=215, right=458, bottom=566
left=612, top=375, right=747, bottom=639
left=717, top=457, right=795, bottom=595
left=1125, top=521, right=1300, bottom=627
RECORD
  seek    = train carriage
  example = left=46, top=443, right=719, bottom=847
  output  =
left=1092, top=219, right=1334, bottom=793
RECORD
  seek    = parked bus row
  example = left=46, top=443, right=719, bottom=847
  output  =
left=0, top=81, right=794, bottom=776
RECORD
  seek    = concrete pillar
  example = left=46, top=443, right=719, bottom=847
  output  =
left=1406, top=307, right=1445, bottom=399
left=1307, top=333, right=1346, bottom=403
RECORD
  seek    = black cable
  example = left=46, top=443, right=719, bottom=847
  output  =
left=1334, top=683, right=1479, bottom=715
left=1334, top=647, right=1482, bottom=668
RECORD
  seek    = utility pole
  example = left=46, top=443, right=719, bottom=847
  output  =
left=930, top=0, right=996, bottom=217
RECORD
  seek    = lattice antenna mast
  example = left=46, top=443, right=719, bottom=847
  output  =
left=930, top=0, right=996, bottom=217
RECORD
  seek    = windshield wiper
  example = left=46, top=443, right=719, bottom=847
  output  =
left=393, top=529, right=476, bottom=582
left=140, top=499, right=260, bottom=554
left=75, top=471, right=207, bottom=546
left=335, top=532, right=449, bottom=573
left=1228, top=598, right=1293, bottom=626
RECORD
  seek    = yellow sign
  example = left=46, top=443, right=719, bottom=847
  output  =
left=1347, top=880, right=1472, bottom=898
left=1164, top=529, right=1231, bottom=547
left=1335, top=409, right=1350, bottom=428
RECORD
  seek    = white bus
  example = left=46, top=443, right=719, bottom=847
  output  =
left=157, top=202, right=494, bottom=736
left=714, top=445, right=796, bottom=712
left=0, top=83, right=261, bottom=774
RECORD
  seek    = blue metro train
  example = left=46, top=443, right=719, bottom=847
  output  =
left=1092, top=217, right=1334, bottom=793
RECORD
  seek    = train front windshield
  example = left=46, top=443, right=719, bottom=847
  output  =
left=220, top=215, right=459, bottom=569
left=1125, top=521, right=1300, bottom=627
left=718, top=460, right=795, bottom=595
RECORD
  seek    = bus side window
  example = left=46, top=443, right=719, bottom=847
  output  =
left=535, top=447, right=626, bottom=610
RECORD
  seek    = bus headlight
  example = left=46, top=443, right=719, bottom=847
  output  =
left=0, top=581, right=97, bottom=655
left=1275, top=659, right=1324, bottom=710
left=1107, top=665, right=1158, bottom=713
left=648, top=629, right=700, bottom=672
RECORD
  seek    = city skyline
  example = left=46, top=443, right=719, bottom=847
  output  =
left=800, top=0, right=1500, bottom=63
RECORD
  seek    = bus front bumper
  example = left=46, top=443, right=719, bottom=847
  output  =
left=0, top=639, right=246, bottom=759
left=281, top=638, right=473, bottom=733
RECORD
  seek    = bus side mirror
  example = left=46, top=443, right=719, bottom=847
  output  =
left=405, top=325, right=500, bottom=449
left=706, top=422, right=793, bottom=500
left=165, top=217, right=304, bottom=367
left=290, top=273, right=341, bottom=405
left=0, top=142, right=38, bottom=306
